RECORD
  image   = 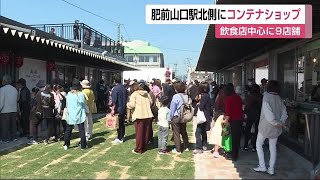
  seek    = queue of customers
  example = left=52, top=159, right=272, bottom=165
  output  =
left=0, top=74, right=288, bottom=176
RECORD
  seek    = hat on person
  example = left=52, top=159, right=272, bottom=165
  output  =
left=80, top=79, right=91, bottom=89
left=36, top=80, right=45, bottom=88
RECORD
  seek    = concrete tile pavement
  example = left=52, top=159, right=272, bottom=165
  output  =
left=192, top=119, right=312, bottom=179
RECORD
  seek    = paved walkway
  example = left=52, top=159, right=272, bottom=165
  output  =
left=192, top=120, right=312, bottom=179
left=0, top=113, right=106, bottom=154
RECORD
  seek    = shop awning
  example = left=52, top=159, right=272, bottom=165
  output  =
left=0, top=17, right=138, bottom=71
left=196, top=0, right=320, bottom=72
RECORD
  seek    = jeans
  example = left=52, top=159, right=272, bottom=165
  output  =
left=134, top=119, right=151, bottom=153
left=64, top=122, right=87, bottom=149
left=172, top=117, right=189, bottom=152
left=84, top=113, right=93, bottom=139
left=158, top=126, right=169, bottom=151
left=117, top=114, right=125, bottom=140
left=230, top=120, right=242, bottom=159
left=256, top=132, right=278, bottom=170
left=195, top=122, right=207, bottom=150
left=0, top=113, right=17, bottom=141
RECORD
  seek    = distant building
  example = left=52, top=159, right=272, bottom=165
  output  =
left=123, top=40, right=164, bottom=68
left=187, top=67, right=214, bottom=83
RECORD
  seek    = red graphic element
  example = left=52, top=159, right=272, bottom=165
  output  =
left=284, top=11, right=291, bottom=20
left=14, top=55, right=24, bottom=68
left=255, top=9, right=264, bottom=20
left=228, top=10, right=235, bottom=19
left=275, top=11, right=281, bottom=20
left=245, top=9, right=254, bottom=20
left=0, top=52, right=10, bottom=65
left=107, top=119, right=113, bottom=126
left=292, top=8, right=301, bottom=20
left=265, top=9, right=273, bottom=20
left=215, top=24, right=305, bottom=39
left=237, top=10, right=245, bottom=20
left=46, top=61, right=55, bottom=72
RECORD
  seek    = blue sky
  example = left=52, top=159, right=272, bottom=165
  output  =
left=1, top=0, right=211, bottom=76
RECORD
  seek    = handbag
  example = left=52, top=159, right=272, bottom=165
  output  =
left=105, top=113, right=119, bottom=129
left=196, top=108, right=207, bottom=124
left=62, top=108, right=68, bottom=120
left=221, top=122, right=231, bottom=136
left=221, top=135, right=232, bottom=152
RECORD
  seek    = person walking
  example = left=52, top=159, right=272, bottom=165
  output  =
left=253, top=80, right=288, bottom=175
left=63, top=79, right=87, bottom=150
left=127, top=83, right=153, bottom=154
left=111, top=75, right=128, bottom=144
left=0, top=75, right=18, bottom=142
left=170, top=81, right=190, bottom=154
left=194, top=82, right=212, bottom=154
left=224, top=83, right=244, bottom=161
left=16, top=78, right=31, bottom=137
left=81, top=80, right=96, bottom=141
left=242, top=84, right=263, bottom=152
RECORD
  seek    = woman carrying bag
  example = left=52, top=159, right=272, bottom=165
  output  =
left=63, top=79, right=87, bottom=150
left=194, top=82, right=212, bottom=154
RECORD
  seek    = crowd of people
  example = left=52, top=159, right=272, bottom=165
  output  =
left=0, top=74, right=288, bottom=176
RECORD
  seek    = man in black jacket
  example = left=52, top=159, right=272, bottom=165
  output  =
left=16, top=78, right=31, bottom=137
left=162, top=79, right=176, bottom=108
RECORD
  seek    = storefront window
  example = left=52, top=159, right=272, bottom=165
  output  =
left=296, top=55, right=305, bottom=102
left=278, top=49, right=295, bottom=100
left=51, top=64, right=65, bottom=85
left=309, top=49, right=320, bottom=102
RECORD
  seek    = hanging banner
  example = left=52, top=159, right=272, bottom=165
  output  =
left=19, top=58, right=47, bottom=90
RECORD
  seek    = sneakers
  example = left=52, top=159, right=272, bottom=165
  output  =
left=43, top=140, right=49, bottom=145
left=27, top=140, right=38, bottom=145
left=184, top=148, right=190, bottom=152
left=253, top=166, right=267, bottom=172
left=112, top=139, right=123, bottom=144
left=63, top=145, right=68, bottom=150
left=158, top=150, right=169, bottom=155
left=241, top=147, right=249, bottom=151
left=81, top=145, right=89, bottom=151
left=193, top=149, right=203, bottom=154
left=203, top=146, right=208, bottom=151
left=267, top=168, right=275, bottom=176
left=213, top=151, right=221, bottom=158
left=251, top=148, right=256, bottom=152
left=132, top=149, right=139, bottom=154
left=171, top=148, right=181, bottom=155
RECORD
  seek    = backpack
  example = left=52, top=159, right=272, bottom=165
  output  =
left=41, top=92, right=52, bottom=109
left=177, top=94, right=194, bottom=123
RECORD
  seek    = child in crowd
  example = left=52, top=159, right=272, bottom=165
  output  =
left=157, top=96, right=170, bottom=155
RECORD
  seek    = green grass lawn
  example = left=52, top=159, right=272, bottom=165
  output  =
left=0, top=118, right=195, bottom=179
